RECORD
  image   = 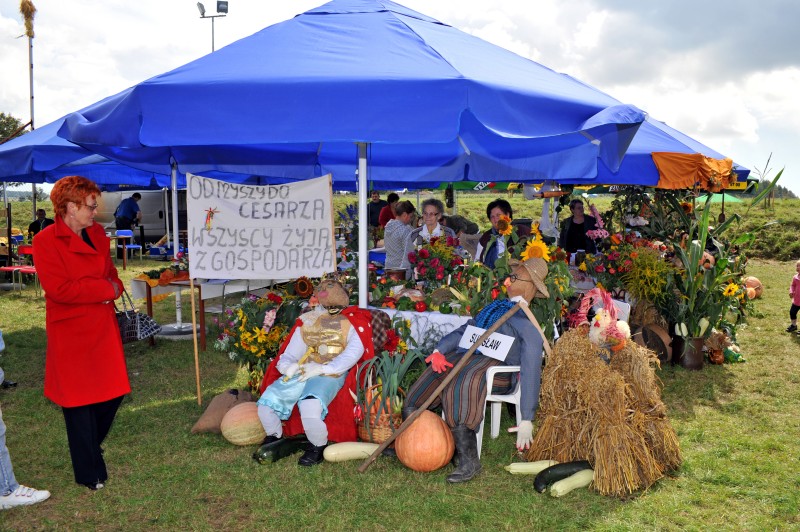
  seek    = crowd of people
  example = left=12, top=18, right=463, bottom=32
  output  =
left=371, top=190, right=598, bottom=280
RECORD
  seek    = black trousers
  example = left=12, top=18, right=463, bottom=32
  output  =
left=62, top=395, right=124, bottom=485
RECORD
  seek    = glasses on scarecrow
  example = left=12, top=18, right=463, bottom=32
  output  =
left=507, top=273, right=533, bottom=283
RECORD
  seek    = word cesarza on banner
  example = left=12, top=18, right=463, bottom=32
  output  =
left=187, top=174, right=337, bottom=280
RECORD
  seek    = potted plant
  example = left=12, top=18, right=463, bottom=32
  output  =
left=662, top=197, right=738, bottom=369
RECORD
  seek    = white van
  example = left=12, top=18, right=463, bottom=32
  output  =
left=95, top=189, right=186, bottom=244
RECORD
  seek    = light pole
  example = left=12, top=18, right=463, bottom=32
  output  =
left=197, top=1, right=227, bottom=53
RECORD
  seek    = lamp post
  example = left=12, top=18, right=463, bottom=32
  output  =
left=197, top=1, right=227, bottom=53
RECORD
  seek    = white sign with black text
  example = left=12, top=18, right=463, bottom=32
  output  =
left=186, top=174, right=336, bottom=280
left=457, top=325, right=515, bottom=362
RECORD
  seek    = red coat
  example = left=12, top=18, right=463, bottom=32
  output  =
left=34, top=217, right=130, bottom=407
left=259, top=306, right=375, bottom=443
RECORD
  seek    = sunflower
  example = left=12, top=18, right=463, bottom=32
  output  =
left=496, top=214, right=513, bottom=236
left=295, top=276, right=314, bottom=298
left=521, top=239, right=550, bottom=262
left=723, top=282, right=739, bottom=297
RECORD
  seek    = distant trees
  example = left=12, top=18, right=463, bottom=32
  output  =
left=1, top=112, right=28, bottom=143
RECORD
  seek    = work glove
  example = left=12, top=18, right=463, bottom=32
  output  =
left=514, top=420, right=534, bottom=451
left=281, top=362, right=300, bottom=378
left=425, top=351, right=453, bottom=374
left=299, top=362, right=326, bottom=382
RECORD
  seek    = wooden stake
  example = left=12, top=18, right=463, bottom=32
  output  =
left=357, top=301, right=523, bottom=473
left=189, top=277, right=202, bottom=406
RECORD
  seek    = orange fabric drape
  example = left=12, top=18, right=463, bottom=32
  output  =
left=652, top=152, right=734, bottom=191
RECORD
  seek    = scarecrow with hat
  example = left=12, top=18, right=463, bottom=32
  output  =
left=403, top=257, right=550, bottom=483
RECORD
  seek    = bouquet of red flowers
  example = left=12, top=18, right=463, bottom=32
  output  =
left=407, top=236, right=464, bottom=286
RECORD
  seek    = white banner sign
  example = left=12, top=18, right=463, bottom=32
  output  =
left=457, top=324, right=515, bottom=362
left=186, top=174, right=336, bottom=280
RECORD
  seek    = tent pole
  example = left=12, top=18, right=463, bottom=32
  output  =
left=172, top=165, right=183, bottom=325
left=358, top=143, right=369, bottom=308
left=163, top=187, right=171, bottom=245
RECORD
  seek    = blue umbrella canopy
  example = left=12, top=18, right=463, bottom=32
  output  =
left=588, top=117, right=750, bottom=186
left=0, top=112, right=172, bottom=187
left=59, top=0, right=645, bottom=186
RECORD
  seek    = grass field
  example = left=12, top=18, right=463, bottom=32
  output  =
left=1, top=244, right=799, bottom=528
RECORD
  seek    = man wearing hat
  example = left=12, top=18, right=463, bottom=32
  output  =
left=404, top=257, right=549, bottom=483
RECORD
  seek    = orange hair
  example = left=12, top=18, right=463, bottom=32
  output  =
left=50, top=176, right=102, bottom=217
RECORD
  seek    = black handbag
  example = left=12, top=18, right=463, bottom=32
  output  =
left=116, top=289, right=162, bottom=344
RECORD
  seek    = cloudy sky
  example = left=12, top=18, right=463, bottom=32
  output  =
left=1, top=0, right=798, bottom=193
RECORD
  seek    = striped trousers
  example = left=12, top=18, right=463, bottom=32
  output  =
left=405, top=352, right=512, bottom=431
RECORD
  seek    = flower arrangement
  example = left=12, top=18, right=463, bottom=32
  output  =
left=579, top=240, right=634, bottom=294
left=621, top=245, right=675, bottom=304
left=659, top=199, right=739, bottom=339
left=585, top=203, right=610, bottom=245
left=407, top=236, right=465, bottom=287
left=213, top=292, right=297, bottom=392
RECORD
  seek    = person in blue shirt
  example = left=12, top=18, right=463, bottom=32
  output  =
left=114, top=193, right=142, bottom=258
left=114, top=193, right=142, bottom=232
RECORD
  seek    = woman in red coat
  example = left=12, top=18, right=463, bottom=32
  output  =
left=34, top=176, right=130, bottom=491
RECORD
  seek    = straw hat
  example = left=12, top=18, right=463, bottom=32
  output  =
left=510, top=257, right=550, bottom=299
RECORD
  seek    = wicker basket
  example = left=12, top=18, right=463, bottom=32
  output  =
left=357, top=385, right=403, bottom=444
left=358, top=410, right=402, bottom=444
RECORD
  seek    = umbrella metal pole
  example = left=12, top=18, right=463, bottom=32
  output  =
left=357, top=143, right=369, bottom=308
left=159, top=164, right=196, bottom=337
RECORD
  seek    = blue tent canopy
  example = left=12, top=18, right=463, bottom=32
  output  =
left=0, top=115, right=172, bottom=187
left=589, top=117, right=750, bottom=186
left=59, top=0, right=645, bottom=186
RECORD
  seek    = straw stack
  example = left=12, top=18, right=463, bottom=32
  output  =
left=526, top=328, right=681, bottom=497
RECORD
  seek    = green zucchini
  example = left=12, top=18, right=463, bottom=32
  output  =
left=533, top=460, right=592, bottom=493
left=252, top=436, right=308, bottom=464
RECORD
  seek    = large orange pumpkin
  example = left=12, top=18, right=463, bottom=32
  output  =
left=395, top=410, right=455, bottom=472
left=743, top=276, right=763, bottom=298
left=220, top=402, right=266, bottom=446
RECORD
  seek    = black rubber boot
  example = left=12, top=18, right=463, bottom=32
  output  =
left=298, top=443, right=327, bottom=466
left=401, top=406, right=417, bottom=421
left=446, top=425, right=481, bottom=483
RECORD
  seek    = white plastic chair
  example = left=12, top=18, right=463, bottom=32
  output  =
left=476, top=365, right=521, bottom=458
left=115, top=229, right=143, bottom=260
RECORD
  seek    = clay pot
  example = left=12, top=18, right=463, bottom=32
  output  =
left=675, top=336, right=705, bottom=370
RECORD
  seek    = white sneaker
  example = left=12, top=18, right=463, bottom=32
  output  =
left=0, top=485, right=51, bottom=510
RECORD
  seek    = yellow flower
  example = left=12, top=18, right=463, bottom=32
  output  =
left=496, top=215, right=512, bottom=236
left=530, top=222, right=543, bottom=241
left=578, top=261, right=587, bottom=272
left=723, top=282, right=738, bottom=297
left=253, top=327, right=267, bottom=343
left=521, top=239, right=550, bottom=262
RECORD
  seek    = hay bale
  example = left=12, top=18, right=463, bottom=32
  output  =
left=525, top=327, right=681, bottom=497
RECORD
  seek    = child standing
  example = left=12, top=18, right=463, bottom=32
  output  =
left=788, top=260, right=800, bottom=333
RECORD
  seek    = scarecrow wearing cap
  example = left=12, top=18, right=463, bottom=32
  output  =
left=404, top=257, right=549, bottom=483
